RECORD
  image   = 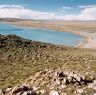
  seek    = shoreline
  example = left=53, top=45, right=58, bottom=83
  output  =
left=77, top=37, right=96, bottom=49
left=1, top=20, right=96, bottom=49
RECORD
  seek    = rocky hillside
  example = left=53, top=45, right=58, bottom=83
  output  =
left=0, top=34, right=96, bottom=95
left=1, top=69, right=96, bottom=95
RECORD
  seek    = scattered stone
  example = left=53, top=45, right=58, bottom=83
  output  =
left=60, top=84, right=66, bottom=89
left=59, top=72, right=65, bottom=77
left=39, top=89, right=45, bottom=94
left=6, top=87, right=12, bottom=93
left=93, top=80, right=96, bottom=85
left=2, top=68, right=95, bottom=95
left=55, top=79, right=60, bottom=85
left=49, top=90, right=59, bottom=95
left=32, top=86, right=38, bottom=91
left=22, top=91, right=37, bottom=95
left=0, top=89, right=4, bottom=95
left=76, top=89, right=84, bottom=94
left=88, top=83, right=96, bottom=90
left=13, top=86, right=29, bottom=94
left=76, top=94, right=82, bottom=95
left=61, top=93, right=67, bottom=95
left=22, top=92, right=28, bottom=95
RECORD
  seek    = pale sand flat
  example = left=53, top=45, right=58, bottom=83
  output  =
left=78, top=38, right=96, bottom=49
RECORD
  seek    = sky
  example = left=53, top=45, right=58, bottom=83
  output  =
left=0, top=0, right=96, bottom=20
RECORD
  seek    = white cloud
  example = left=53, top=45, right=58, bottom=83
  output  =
left=55, top=6, right=72, bottom=13
left=78, top=5, right=96, bottom=8
left=62, top=7, right=71, bottom=10
left=0, top=5, right=61, bottom=20
left=0, top=5, right=96, bottom=20
left=0, top=5, right=23, bottom=9
left=63, top=6, right=96, bottom=20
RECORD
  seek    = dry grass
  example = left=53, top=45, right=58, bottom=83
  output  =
left=0, top=34, right=96, bottom=90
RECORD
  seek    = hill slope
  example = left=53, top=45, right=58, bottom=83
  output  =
left=0, top=34, right=96, bottom=94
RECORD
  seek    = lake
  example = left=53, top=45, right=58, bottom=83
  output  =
left=0, top=24, right=83, bottom=46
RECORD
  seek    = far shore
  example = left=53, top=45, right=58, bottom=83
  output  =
left=0, top=19, right=96, bottom=49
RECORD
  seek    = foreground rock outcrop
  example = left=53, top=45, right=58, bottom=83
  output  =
left=1, top=68, right=96, bottom=95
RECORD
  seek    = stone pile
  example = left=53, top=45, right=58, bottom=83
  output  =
left=0, top=85, right=38, bottom=95
left=0, top=68, right=96, bottom=95
left=25, top=69, right=93, bottom=87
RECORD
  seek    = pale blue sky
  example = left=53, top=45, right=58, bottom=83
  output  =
left=0, top=0, right=96, bottom=20
left=0, top=0, right=96, bottom=11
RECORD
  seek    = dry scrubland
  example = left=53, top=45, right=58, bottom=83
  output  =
left=0, top=34, right=96, bottom=95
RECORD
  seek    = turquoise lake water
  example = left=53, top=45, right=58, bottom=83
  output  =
left=0, top=24, right=83, bottom=46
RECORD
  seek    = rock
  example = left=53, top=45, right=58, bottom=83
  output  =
left=58, top=72, right=65, bottom=77
left=15, top=92, right=21, bottom=95
left=13, top=85, right=29, bottom=94
left=64, top=71, right=69, bottom=76
left=2, top=69, right=95, bottom=95
left=39, top=89, right=45, bottom=94
left=0, top=89, right=4, bottom=95
left=22, top=92, right=28, bottom=95
left=49, top=90, right=59, bottom=95
left=93, top=80, right=96, bottom=85
left=60, top=84, right=66, bottom=89
left=55, top=79, right=60, bottom=85
left=63, top=78, right=69, bottom=85
left=76, top=89, right=84, bottom=94
left=22, top=91, right=37, bottom=95
left=74, top=74, right=81, bottom=82
left=6, top=87, right=12, bottom=93
left=67, top=75, right=73, bottom=83
left=88, top=83, right=94, bottom=88
left=88, top=83, right=96, bottom=90
left=61, top=93, right=67, bottom=95
left=32, top=86, right=38, bottom=91
left=69, top=72, right=74, bottom=77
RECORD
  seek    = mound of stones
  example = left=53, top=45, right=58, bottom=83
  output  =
left=25, top=68, right=94, bottom=87
left=0, top=68, right=96, bottom=95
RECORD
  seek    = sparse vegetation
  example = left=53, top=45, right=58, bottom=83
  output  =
left=0, top=34, right=96, bottom=94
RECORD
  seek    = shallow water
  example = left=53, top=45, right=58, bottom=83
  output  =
left=0, top=24, right=83, bottom=46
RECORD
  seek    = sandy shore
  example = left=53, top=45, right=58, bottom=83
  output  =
left=77, top=37, right=96, bottom=49
left=1, top=19, right=96, bottom=49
